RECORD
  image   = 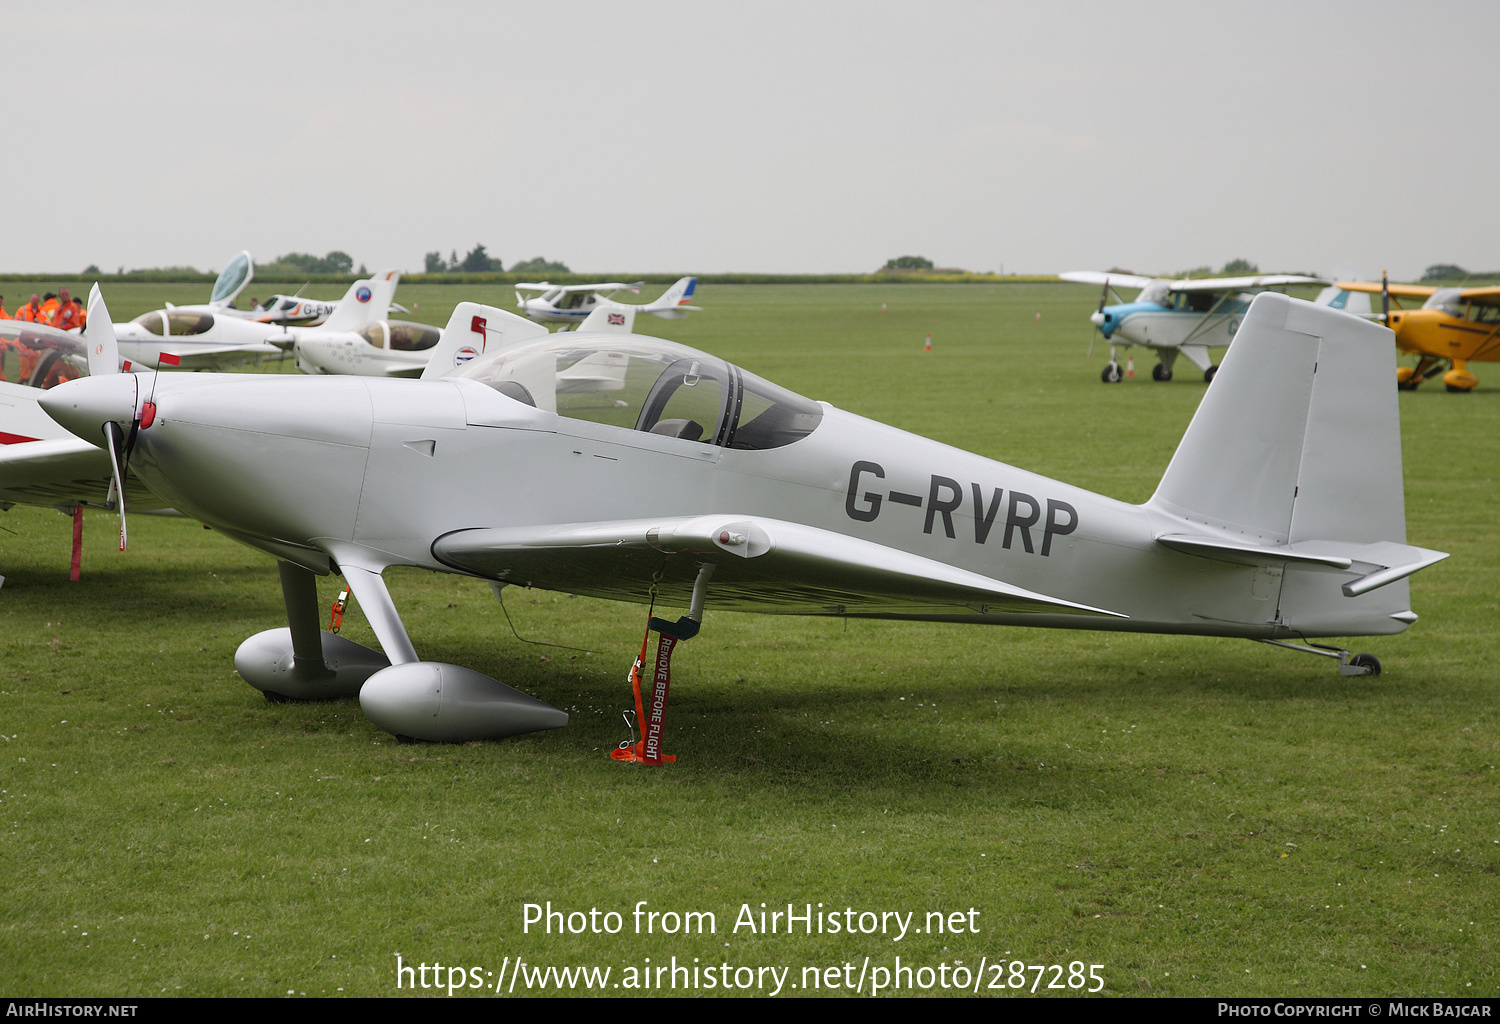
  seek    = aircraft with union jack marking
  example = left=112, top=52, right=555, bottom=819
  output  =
left=515, top=276, right=701, bottom=329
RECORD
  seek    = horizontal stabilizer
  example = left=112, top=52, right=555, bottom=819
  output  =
left=432, top=514, right=1125, bottom=619
left=1156, top=533, right=1447, bottom=598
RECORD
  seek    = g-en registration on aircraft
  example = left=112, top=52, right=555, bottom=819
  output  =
left=29, top=288, right=1445, bottom=750
left=1061, top=271, right=1328, bottom=382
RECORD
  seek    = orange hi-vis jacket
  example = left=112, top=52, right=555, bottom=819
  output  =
left=50, top=301, right=83, bottom=332
left=13, top=304, right=46, bottom=323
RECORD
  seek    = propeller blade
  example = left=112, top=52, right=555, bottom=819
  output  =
left=1088, top=328, right=1098, bottom=359
left=1381, top=269, right=1390, bottom=322
left=1098, top=279, right=1109, bottom=315
left=102, top=420, right=128, bottom=551
left=84, top=285, right=120, bottom=377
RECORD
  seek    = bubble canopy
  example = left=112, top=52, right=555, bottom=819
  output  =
left=455, top=334, right=823, bottom=450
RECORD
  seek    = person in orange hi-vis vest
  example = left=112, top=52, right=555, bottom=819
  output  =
left=0, top=294, right=10, bottom=319
left=48, top=287, right=81, bottom=332
left=39, top=292, right=59, bottom=319
left=13, top=294, right=45, bottom=323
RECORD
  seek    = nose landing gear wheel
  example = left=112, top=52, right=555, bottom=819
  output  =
left=1151, top=363, right=1172, bottom=382
left=1101, top=362, right=1123, bottom=383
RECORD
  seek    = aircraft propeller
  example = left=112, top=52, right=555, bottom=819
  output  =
left=1381, top=269, right=1390, bottom=324
left=84, top=285, right=134, bottom=550
left=1087, top=277, right=1109, bottom=359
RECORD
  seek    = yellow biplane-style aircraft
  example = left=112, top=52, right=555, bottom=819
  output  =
left=1334, top=275, right=1500, bottom=391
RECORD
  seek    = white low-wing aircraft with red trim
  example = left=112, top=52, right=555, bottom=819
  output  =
left=32, top=289, right=1445, bottom=748
left=114, top=269, right=403, bottom=371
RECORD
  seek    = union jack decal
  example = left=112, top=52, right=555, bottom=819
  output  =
left=607, top=313, right=626, bottom=326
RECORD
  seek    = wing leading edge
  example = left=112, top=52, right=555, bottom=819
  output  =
left=431, top=514, right=1125, bottom=619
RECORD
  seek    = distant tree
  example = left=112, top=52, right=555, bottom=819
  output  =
left=83, top=263, right=101, bottom=275
left=448, top=250, right=460, bottom=272
left=509, top=256, right=571, bottom=274
left=459, top=244, right=501, bottom=273
left=1220, top=258, right=1259, bottom=274
left=882, top=255, right=934, bottom=271
left=1421, top=263, right=1468, bottom=281
left=1175, top=265, right=1213, bottom=279
left=424, top=251, right=446, bottom=274
left=272, top=251, right=357, bottom=275
left=356, top=263, right=368, bottom=276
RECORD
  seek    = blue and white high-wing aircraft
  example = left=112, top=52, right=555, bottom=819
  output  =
left=516, top=276, right=701, bottom=328
left=1061, top=271, right=1328, bottom=383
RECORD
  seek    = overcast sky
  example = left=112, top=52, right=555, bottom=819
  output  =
left=7, top=1, right=1495, bottom=280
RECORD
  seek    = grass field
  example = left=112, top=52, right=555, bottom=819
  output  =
left=1, top=283, right=1496, bottom=997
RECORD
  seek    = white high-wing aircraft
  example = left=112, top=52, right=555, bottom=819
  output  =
left=37, top=291, right=1444, bottom=747
left=116, top=270, right=402, bottom=371
left=1061, top=271, right=1328, bottom=382
left=516, top=276, right=700, bottom=328
left=166, top=251, right=341, bottom=327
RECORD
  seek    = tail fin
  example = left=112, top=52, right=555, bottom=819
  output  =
left=321, top=269, right=402, bottom=332
left=1151, top=292, right=1402, bottom=544
left=420, top=302, right=548, bottom=380
left=643, top=276, right=700, bottom=319
left=1149, top=293, right=1444, bottom=634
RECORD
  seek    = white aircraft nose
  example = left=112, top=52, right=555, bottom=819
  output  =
left=36, top=374, right=137, bottom=449
left=1089, top=311, right=1106, bottom=328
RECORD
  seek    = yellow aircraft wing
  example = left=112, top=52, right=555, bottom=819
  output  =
left=1335, top=281, right=1438, bottom=298
left=1458, top=286, right=1500, bottom=307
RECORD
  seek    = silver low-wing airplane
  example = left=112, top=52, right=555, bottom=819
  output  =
left=1061, top=271, right=1328, bottom=382
left=37, top=291, right=1444, bottom=746
left=516, top=276, right=701, bottom=328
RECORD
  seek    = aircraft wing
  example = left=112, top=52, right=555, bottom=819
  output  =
left=431, top=514, right=1125, bottom=619
left=1059, top=271, right=1154, bottom=290
left=1335, top=281, right=1438, bottom=298
left=515, top=281, right=639, bottom=293
left=1459, top=286, right=1500, bottom=307
left=0, top=382, right=165, bottom=510
left=1170, top=275, right=1327, bottom=292
left=134, top=343, right=283, bottom=370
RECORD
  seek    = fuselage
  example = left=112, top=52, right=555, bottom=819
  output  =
left=1094, top=298, right=1249, bottom=350
left=46, top=357, right=1408, bottom=641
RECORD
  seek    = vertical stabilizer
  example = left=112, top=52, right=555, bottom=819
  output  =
left=1149, top=292, right=1405, bottom=547
left=320, top=269, right=402, bottom=333
left=420, top=303, right=549, bottom=379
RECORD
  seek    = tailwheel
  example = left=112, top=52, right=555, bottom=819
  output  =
left=1348, top=654, right=1381, bottom=677
left=1151, top=363, right=1172, bottom=382
left=1101, top=362, right=1123, bottom=383
left=1204, top=365, right=1218, bottom=383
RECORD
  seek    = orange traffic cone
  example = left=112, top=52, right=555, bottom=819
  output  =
left=1035, top=312, right=1041, bottom=321
left=1125, top=357, right=1135, bottom=377
left=924, top=334, right=932, bottom=352
left=881, top=303, right=887, bottom=312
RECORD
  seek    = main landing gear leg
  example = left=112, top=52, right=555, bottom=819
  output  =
left=344, top=563, right=567, bottom=742
left=235, top=560, right=392, bottom=701
left=1256, top=638, right=1381, bottom=677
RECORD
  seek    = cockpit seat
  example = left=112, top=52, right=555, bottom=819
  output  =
left=649, top=418, right=703, bottom=441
